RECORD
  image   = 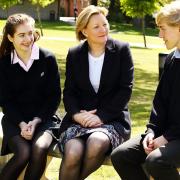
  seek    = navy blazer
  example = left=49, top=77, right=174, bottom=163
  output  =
left=60, top=38, right=134, bottom=141
left=146, top=51, right=180, bottom=141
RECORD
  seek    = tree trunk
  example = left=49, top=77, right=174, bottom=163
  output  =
left=108, top=0, right=121, bottom=21
left=67, top=0, right=70, bottom=16
left=91, top=0, right=98, bottom=6
left=142, top=17, right=147, bottom=48
left=36, top=5, right=43, bottom=36
left=57, top=0, right=61, bottom=21
left=109, top=0, right=115, bottom=12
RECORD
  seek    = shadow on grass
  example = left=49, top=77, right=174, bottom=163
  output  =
left=36, top=21, right=75, bottom=31
left=130, top=67, right=158, bottom=128
left=131, top=46, right=152, bottom=50
left=110, top=22, right=159, bottom=37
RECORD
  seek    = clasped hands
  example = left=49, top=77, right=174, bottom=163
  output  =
left=143, top=133, right=168, bottom=155
left=19, top=117, right=41, bottom=140
left=73, top=109, right=103, bottom=128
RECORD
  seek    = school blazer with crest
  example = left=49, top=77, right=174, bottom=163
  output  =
left=60, top=38, right=134, bottom=141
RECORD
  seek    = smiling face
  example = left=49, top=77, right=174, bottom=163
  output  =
left=82, top=13, right=109, bottom=45
left=158, top=21, right=180, bottom=50
left=8, top=22, right=34, bottom=54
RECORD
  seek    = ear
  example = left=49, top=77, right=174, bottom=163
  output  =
left=82, top=29, right=87, bottom=37
left=7, top=34, right=13, bottom=42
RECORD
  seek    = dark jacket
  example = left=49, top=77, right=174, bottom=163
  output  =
left=60, top=38, right=134, bottom=141
left=146, top=51, right=180, bottom=141
left=0, top=47, right=61, bottom=125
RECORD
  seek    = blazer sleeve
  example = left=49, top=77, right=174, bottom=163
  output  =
left=145, top=77, right=167, bottom=136
left=0, top=59, right=24, bottom=125
left=36, top=51, right=61, bottom=122
left=145, top=53, right=173, bottom=138
left=63, top=49, right=81, bottom=116
left=96, top=43, right=134, bottom=122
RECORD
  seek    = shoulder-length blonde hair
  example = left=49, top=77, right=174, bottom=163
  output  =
left=76, top=5, right=108, bottom=41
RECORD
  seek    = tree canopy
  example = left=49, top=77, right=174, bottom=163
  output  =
left=120, top=0, right=172, bottom=18
left=28, top=0, right=55, bottom=36
left=0, top=0, right=21, bottom=9
left=29, top=0, right=54, bottom=7
left=120, top=0, right=173, bottom=47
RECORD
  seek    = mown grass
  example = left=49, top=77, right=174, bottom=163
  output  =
left=0, top=19, right=170, bottom=179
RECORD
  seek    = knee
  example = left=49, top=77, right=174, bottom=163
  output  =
left=32, top=140, right=51, bottom=154
left=111, top=145, right=127, bottom=166
left=63, top=147, right=84, bottom=168
left=34, top=141, right=49, bottom=151
left=15, top=145, right=31, bottom=163
left=145, top=153, right=164, bottom=172
left=87, top=135, right=110, bottom=157
left=33, top=132, right=52, bottom=152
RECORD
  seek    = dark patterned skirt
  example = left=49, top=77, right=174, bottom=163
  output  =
left=58, top=124, right=123, bottom=153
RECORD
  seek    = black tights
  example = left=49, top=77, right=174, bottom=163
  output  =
left=0, top=131, right=53, bottom=180
left=59, top=132, right=111, bottom=180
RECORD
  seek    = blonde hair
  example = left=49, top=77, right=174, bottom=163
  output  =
left=76, top=5, right=108, bottom=41
left=156, top=1, right=180, bottom=26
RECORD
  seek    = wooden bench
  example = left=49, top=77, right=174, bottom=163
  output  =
left=0, top=112, right=112, bottom=179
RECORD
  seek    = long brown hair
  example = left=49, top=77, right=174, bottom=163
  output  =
left=0, top=13, right=40, bottom=59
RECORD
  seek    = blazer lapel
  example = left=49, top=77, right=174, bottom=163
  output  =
left=98, top=39, right=116, bottom=94
left=80, top=42, right=97, bottom=94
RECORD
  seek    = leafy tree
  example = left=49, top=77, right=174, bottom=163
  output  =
left=98, top=0, right=110, bottom=8
left=108, top=0, right=125, bottom=22
left=0, top=0, right=20, bottom=16
left=29, top=0, right=55, bottom=36
left=0, top=0, right=20, bottom=9
left=91, top=0, right=110, bottom=7
left=120, top=0, right=173, bottom=47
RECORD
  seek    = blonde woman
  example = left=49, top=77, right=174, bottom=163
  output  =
left=58, top=5, right=134, bottom=180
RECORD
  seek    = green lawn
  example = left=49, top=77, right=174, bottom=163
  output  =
left=0, top=20, right=171, bottom=179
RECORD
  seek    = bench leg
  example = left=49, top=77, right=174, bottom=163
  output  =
left=17, top=155, right=53, bottom=180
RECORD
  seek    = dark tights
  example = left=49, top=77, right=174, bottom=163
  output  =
left=59, top=132, right=111, bottom=180
left=0, top=131, right=53, bottom=180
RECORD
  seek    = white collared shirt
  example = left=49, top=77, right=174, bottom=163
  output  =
left=88, top=52, right=105, bottom=93
left=173, top=49, right=180, bottom=59
left=11, top=44, right=39, bottom=72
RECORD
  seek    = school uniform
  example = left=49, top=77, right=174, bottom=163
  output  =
left=111, top=49, right=180, bottom=180
left=0, top=45, right=61, bottom=155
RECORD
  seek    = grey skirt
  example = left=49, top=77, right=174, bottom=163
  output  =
left=58, top=124, right=123, bottom=153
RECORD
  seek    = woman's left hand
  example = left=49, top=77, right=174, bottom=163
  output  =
left=80, top=110, right=103, bottom=128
